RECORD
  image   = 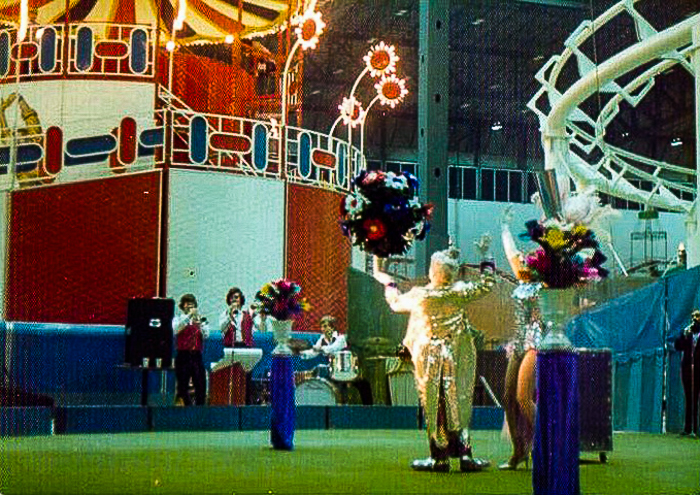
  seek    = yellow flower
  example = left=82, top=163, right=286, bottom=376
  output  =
left=544, top=227, right=567, bottom=251
left=571, top=224, right=589, bottom=237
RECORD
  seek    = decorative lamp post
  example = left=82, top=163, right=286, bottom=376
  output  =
left=346, top=42, right=399, bottom=149
left=280, top=7, right=326, bottom=144
left=167, top=0, right=187, bottom=92
left=359, top=73, right=408, bottom=159
left=18, top=0, right=28, bottom=42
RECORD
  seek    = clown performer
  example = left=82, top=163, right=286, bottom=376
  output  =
left=374, top=248, right=495, bottom=472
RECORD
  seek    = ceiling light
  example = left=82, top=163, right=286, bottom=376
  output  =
left=491, top=122, right=503, bottom=131
left=671, top=137, right=682, bottom=147
left=395, top=9, right=408, bottom=16
left=471, top=18, right=485, bottom=25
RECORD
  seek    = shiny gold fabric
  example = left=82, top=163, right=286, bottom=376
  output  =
left=387, top=276, right=494, bottom=448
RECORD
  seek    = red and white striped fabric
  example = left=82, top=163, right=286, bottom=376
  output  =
left=0, top=0, right=292, bottom=43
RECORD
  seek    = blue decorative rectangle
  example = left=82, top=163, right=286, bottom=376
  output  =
left=240, top=405, right=271, bottom=430
left=470, top=406, right=504, bottom=430
left=328, top=406, right=419, bottom=429
left=151, top=406, right=240, bottom=432
left=0, top=407, right=53, bottom=437
left=55, top=406, right=148, bottom=434
left=296, top=406, right=327, bottom=429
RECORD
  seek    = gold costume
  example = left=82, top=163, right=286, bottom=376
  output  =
left=387, top=276, right=493, bottom=452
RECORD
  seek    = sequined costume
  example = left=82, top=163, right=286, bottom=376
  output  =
left=386, top=276, right=494, bottom=457
left=505, top=283, right=543, bottom=359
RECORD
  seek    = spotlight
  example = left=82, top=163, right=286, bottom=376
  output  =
left=671, top=137, right=682, bottom=147
left=491, top=122, right=503, bottom=131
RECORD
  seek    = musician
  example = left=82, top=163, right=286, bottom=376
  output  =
left=675, top=309, right=700, bottom=436
left=375, top=248, right=495, bottom=472
left=219, top=287, right=253, bottom=348
left=301, top=315, right=347, bottom=359
left=173, top=293, right=210, bottom=406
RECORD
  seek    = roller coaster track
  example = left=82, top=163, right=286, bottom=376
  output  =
left=528, top=0, right=700, bottom=214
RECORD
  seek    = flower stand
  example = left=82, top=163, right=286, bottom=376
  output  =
left=270, top=318, right=295, bottom=450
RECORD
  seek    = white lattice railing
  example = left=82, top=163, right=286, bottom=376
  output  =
left=0, top=22, right=157, bottom=83
left=528, top=0, right=699, bottom=213
left=0, top=83, right=363, bottom=194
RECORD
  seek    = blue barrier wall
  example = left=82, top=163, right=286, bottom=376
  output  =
left=0, top=323, right=321, bottom=405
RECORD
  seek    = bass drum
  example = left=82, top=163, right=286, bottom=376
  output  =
left=295, top=378, right=340, bottom=406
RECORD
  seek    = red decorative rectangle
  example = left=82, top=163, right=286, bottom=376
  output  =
left=286, top=184, right=351, bottom=333
left=6, top=172, right=162, bottom=324
left=95, top=41, right=129, bottom=59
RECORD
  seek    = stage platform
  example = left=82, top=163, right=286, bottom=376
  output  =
left=1, top=405, right=504, bottom=436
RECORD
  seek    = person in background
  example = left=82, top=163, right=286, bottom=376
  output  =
left=250, top=302, right=271, bottom=333
left=219, top=287, right=253, bottom=348
left=301, top=315, right=347, bottom=359
left=173, top=293, right=210, bottom=406
left=375, top=248, right=495, bottom=472
left=675, top=309, right=700, bottom=437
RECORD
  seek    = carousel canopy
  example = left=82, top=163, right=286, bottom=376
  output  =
left=0, top=0, right=296, bottom=44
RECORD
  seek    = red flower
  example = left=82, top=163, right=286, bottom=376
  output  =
left=363, top=218, right=387, bottom=240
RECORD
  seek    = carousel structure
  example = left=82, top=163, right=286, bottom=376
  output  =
left=0, top=0, right=407, bottom=329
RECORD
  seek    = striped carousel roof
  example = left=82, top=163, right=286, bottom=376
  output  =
left=0, top=0, right=296, bottom=43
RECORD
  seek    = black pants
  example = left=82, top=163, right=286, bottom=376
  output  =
left=175, top=350, right=206, bottom=406
left=681, top=364, right=700, bottom=434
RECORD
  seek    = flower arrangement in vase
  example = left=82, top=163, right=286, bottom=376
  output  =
left=255, top=279, right=310, bottom=354
left=340, top=170, right=432, bottom=258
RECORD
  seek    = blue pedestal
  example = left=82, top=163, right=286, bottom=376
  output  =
left=533, top=350, right=579, bottom=495
left=270, top=355, right=295, bottom=450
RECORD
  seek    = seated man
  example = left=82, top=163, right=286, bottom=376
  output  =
left=301, top=315, right=347, bottom=359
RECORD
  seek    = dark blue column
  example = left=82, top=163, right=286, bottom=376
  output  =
left=533, top=350, right=579, bottom=495
left=270, top=355, right=295, bottom=450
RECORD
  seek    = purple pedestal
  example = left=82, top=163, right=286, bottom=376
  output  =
left=270, top=355, right=295, bottom=450
left=533, top=350, right=579, bottom=495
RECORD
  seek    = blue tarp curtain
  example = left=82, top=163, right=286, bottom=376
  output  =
left=565, top=266, right=700, bottom=433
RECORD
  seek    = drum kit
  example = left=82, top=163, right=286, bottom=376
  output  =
left=295, top=350, right=360, bottom=406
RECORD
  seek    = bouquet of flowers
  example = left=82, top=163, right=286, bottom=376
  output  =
left=518, top=219, right=609, bottom=289
left=340, top=170, right=433, bottom=258
left=255, top=279, right=310, bottom=321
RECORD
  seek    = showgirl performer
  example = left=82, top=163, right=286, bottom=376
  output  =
left=499, top=210, right=543, bottom=470
left=374, top=248, right=494, bottom=472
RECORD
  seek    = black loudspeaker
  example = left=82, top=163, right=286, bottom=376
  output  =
left=578, top=348, right=613, bottom=461
left=125, top=298, right=175, bottom=367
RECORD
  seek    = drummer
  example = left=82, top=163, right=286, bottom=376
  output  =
left=301, top=315, right=347, bottom=359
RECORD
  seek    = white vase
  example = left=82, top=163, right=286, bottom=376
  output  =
left=270, top=318, right=293, bottom=355
left=538, top=287, right=578, bottom=350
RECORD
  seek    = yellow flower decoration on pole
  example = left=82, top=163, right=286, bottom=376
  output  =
left=363, top=41, right=399, bottom=78
left=292, top=8, right=326, bottom=50
left=339, top=96, right=366, bottom=128
left=375, top=74, right=409, bottom=108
